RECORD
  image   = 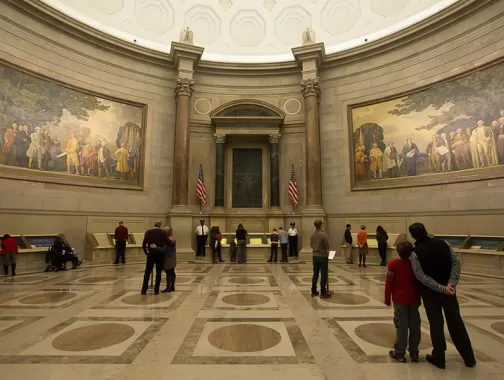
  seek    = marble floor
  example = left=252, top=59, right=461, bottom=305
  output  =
left=0, top=262, right=503, bottom=380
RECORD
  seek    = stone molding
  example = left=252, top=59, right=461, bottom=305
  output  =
left=214, top=133, right=226, bottom=144
left=301, top=78, right=321, bottom=100
left=174, top=77, right=195, bottom=100
left=268, top=133, right=281, bottom=144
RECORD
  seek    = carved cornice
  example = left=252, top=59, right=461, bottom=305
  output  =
left=300, top=78, right=321, bottom=100
left=174, top=77, right=195, bottom=100
left=214, top=133, right=226, bottom=144
left=268, top=133, right=281, bottom=144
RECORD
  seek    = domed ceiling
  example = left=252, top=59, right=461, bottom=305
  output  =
left=41, top=0, right=460, bottom=63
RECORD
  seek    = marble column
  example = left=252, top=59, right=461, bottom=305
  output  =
left=301, top=78, right=322, bottom=207
left=269, top=133, right=281, bottom=208
left=172, top=77, right=195, bottom=206
left=214, top=133, right=226, bottom=207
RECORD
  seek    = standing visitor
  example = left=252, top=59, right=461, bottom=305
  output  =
left=1, top=234, right=18, bottom=276
left=267, top=229, right=279, bottom=263
left=162, top=226, right=176, bottom=293
left=236, top=224, right=248, bottom=264
left=213, top=226, right=224, bottom=264
left=408, top=223, right=476, bottom=369
left=310, top=220, right=331, bottom=298
left=288, top=222, right=298, bottom=258
left=343, top=224, right=353, bottom=264
left=195, top=220, right=209, bottom=257
left=376, top=225, right=389, bottom=266
left=357, top=225, right=368, bottom=267
left=114, top=221, right=128, bottom=264
left=384, top=241, right=421, bottom=363
left=141, top=221, right=171, bottom=295
left=229, top=238, right=238, bottom=263
left=278, top=227, right=288, bottom=263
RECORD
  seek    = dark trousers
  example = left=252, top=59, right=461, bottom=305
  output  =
left=422, top=291, right=475, bottom=363
left=393, top=303, right=421, bottom=356
left=141, top=253, right=164, bottom=293
left=196, top=235, right=207, bottom=256
left=212, top=246, right=223, bottom=263
left=378, top=242, right=387, bottom=264
left=312, top=256, right=328, bottom=294
left=288, top=236, right=298, bottom=257
left=268, top=245, right=278, bottom=262
left=281, top=243, right=288, bottom=262
left=115, top=240, right=126, bottom=263
left=165, top=268, right=176, bottom=291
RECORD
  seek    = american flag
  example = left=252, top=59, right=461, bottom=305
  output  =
left=196, top=164, right=206, bottom=205
left=288, top=164, right=299, bottom=206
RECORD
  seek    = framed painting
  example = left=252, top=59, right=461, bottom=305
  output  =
left=349, top=59, right=504, bottom=191
left=0, top=61, right=146, bottom=190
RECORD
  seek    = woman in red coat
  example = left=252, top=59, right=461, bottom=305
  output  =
left=1, top=234, right=18, bottom=276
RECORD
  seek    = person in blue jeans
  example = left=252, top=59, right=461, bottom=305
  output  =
left=310, top=219, right=331, bottom=299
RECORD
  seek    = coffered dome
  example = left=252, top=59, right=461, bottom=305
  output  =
left=41, top=0, right=460, bottom=62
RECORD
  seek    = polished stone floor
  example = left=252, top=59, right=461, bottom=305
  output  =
left=0, top=262, right=503, bottom=379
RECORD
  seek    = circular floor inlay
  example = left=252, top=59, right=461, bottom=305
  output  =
left=301, top=276, right=339, bottom=284
left=322, top=292, right=370, bottom=305
left=208, top=324, right=282, bottom=352
left=228, top=277, right=265, bottom=285
left=354, top=323, right=431, bottom=350
left=79, top=276, right=119, bottom=284
left=221, top=293, right=270, bottom=306
left=121, top=293, right=172, bottom=305
left=3, top=275, right=48, bottom=283
left=176, top=276, right=192, bottom=283
left=52, top=323, right=135, bottom=351
left=19, top=291, right=77, bottom=305
left=230, top=267, right=261, bottom=272
left=491, top=322, right=504, bottom=335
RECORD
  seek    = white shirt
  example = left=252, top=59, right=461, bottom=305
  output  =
left=195, top=225, right=209, bottom=235
left=288, top=228, right=298, bottom=237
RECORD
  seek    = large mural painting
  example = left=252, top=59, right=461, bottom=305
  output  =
left=0, top=62, right=145, bottom=189
left=350, top=61, right=504, bottom=190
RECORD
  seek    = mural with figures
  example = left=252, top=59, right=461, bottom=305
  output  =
left=0, top=62, right=145, bottom=189
left=350, top=61, right=504, bottom=189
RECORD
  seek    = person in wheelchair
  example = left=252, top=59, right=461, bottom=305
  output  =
left=46, top=238, right=80, bottom=271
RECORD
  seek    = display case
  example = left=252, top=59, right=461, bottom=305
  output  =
left=86, top=232, right=145, bottom=265
left=464, top=236, right=504, bottom=251
left=24, top=234, right=65, bottom=249
left=436, top=235, right=469, bottom=249
left=107, top=233, right=135, bottom=245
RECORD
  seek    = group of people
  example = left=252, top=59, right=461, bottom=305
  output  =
left=2, top=123, right=140, bottom=180
left=194, top=220, right=300, bottom=263
left=343, top=224, right=389, bottom=267
left=310, top=220, right=476, bottom=369
left=355, top=114, right=504, bottom=180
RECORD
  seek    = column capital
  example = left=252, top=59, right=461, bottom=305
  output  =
left=214, top=133, right=226, bottom=144
left=174, top=77, right=195, bottom=100
left=301, top=78, right=321, bottom=100
left=268, top=133, right=281, bottom=144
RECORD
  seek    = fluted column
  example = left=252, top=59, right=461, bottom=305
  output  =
left=214, top=133, right=226, bottom=207
left=269, top=133, right=281, bottom=208
left=172, top=77, right=195, bottom=206
left=301, top=78, right=322, bottom=207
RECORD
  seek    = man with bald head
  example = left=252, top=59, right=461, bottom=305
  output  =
left=141, top=220, right=171, bottom=295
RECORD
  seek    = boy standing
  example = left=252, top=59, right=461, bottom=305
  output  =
left=385, top=241, right=421, bottom=363
left=268, top=229, right=279, bottom=263
left=357, top=225, right=368, bottom=267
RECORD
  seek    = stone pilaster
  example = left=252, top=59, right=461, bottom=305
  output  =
left=214, top=133, right=226, bottom=207
left=268, top=133, right=281, bottom=208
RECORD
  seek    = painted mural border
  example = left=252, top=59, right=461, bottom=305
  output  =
left=0, top=59, right=148, bottom=191
left=347, top=57, right=504, bottom=192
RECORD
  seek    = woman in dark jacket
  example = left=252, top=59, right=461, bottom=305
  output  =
left=235, top=224, right=248, bottom=264
left=376, top=225, right=388, bottom=266
left=162, top=227, right=177, bottom=293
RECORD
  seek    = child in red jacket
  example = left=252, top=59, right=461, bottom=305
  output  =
left=384, top=241, right=421, bottom=363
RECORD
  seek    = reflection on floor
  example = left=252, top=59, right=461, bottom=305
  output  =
left=0, top=262, right=503, bottom=379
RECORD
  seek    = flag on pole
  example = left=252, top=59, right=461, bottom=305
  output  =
left=288, top=164, right=299, bottom=207
left=196, top=164, right=206, bottom=205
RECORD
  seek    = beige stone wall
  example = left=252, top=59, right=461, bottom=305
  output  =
left=0, top=1, right=176, bottom=253
left=320, top=0, right=504, bottom=249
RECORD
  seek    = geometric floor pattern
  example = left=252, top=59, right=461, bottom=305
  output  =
left=0, top=261, right=503, bottom=379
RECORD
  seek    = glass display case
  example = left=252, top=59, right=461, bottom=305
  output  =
left=24, top=235, right=63, bottom=249
left=464, top=236, right=504, bottom=251
left=249, top=234, right=264, bottom=245
left=436, top=235, right=468, bottom=249
left=107, top=233, right=135, bottom=245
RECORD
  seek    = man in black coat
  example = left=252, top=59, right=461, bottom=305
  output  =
left=408, top=223, right=476, bottom=369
